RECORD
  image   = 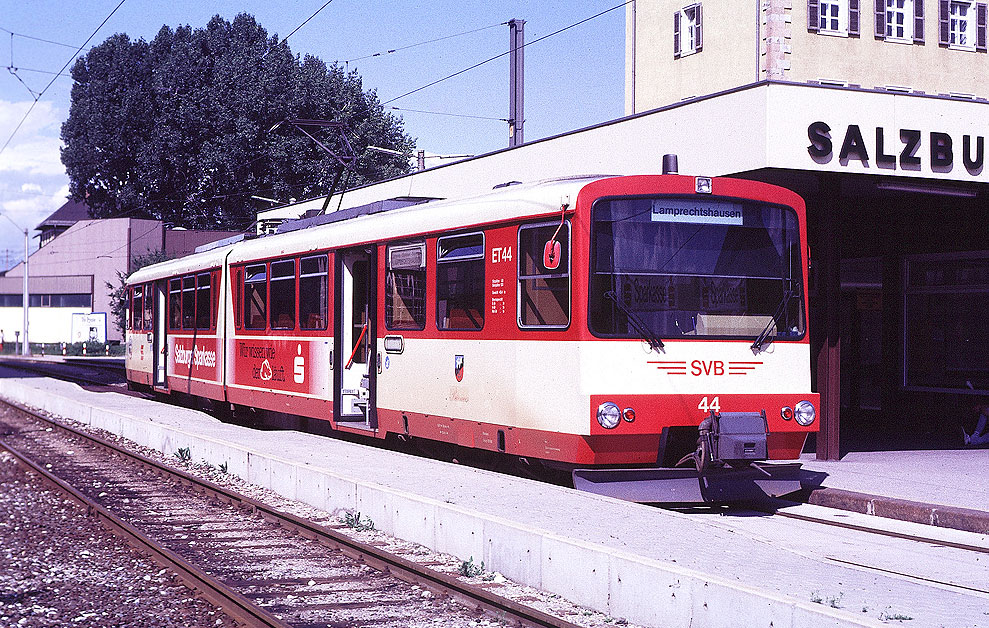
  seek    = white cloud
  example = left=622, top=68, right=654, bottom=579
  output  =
left=0, top=174, right=69, bottom=258
left=1, top=186, right=66, bottom=229
left=0, top=99, right=69, bottom=258
left=0, top=99, right=66, bottom=178
left=0, top=100, right=61, bottom=139
left=0, top=136, right=66, bottom=177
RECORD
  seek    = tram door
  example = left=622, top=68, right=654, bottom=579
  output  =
left=153, top=281, right=167, bottom=388
left=334, top=248, right=377, bottom=428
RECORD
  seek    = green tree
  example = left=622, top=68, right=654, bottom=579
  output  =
left=106, top=250, right=172, bottom=337
left=62, top=13, right=414, bottom=231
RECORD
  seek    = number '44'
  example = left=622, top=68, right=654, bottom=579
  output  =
left=697, top=396, right=720, bottom=413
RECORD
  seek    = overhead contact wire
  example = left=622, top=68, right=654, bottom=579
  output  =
left=382, top=1, right=631, bottom=105
left=0, top=0, right=129, bottom=157
left=345, top=21, right=507, bottom=63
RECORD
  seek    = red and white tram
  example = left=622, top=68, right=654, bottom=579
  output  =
left=125, top=173, right=819, bottom=500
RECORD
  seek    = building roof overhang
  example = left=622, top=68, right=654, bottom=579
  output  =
left=292, top=82, right=987, bottom=217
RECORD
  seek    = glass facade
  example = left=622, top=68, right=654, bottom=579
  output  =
left=904, top=253, right=989, bottom=392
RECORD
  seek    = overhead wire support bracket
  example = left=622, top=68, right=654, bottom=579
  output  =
left=269, top=118, right=356, bottom=168
left=268, top=118, right=357, bottom=215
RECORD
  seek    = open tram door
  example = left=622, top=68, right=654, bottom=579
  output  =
left=152, top=280, right=167, bottom=389
left=334, top=247, right=377, bottom=429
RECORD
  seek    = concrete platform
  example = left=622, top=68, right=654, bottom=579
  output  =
left=799, top=450, right=989, bottom=534
left=1, top=372, right=986, bottom=628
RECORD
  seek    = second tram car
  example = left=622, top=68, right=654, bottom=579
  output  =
left=125, top=173, right=819, bottom=501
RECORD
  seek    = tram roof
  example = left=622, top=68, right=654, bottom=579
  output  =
left=128, top=175, right=609, bottom=284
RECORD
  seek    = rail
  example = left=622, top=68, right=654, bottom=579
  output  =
left=0, top=437, right=291, bottom=628
left=0, top=396, right=584, bottom=628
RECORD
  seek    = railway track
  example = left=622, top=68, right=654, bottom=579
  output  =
left=8, top=358, right=986, bottom=551
left=0, top=398, right=589, bottom=628
left=767, top=502, right=989, bottom=555
left=670, top=500, right=989, bottom=604
left=0, top=356, right=126, bottom=389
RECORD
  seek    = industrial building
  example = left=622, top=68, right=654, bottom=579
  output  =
left=0, top=200, right=240, bottom=345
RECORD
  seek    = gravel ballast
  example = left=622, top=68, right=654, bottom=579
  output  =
left=0, top=449, right=237, bottom=628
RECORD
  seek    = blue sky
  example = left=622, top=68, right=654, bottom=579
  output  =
left=0, top=1, right=627, bottom=262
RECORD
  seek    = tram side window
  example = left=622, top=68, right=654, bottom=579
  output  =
left=168, top=279, right=182, bottom=330
left=181, top=276, right=196, bottom=329
left=233, top=268, right=243, bottom=329
left=270, top=259, right=296, bottom=330
left=244, top=264, right=268, bottom=330
left=143, top=283, right=153, bottom=331
left=518, top=221, right=571, bottom=328
left=299, top=254, right=328, bottom=330
left=196, top=272, right=212, bottom=330
left=436, top=233, right=484, bottom=330
left=132, top=286, right=143, bottom=331
left=386, top=243, right=426, bottom=330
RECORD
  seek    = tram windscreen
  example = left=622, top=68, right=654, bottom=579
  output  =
left=590, top=196, right=805, bottom=340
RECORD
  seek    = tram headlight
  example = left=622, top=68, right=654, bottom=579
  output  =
left=794, top=401, right=816, bottom=426
left=596, top=402, right=622, bottom=429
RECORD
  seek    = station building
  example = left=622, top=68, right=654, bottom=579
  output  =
left=624, top=0, right=989, bottom=456
left=274, top=0, right=987, bottom=458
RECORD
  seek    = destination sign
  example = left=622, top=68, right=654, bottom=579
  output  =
left=651, top=199, right=743, bottom=226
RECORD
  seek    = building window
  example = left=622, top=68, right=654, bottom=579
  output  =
left=674, top=4, right=703, bottom=58
left=821, top=0, right=845, bottom=30
left=941, top=0, right=988, bottom=49
left=436, top=233, right=484, bottom=331
left=24, top=293, right=93, bottom=308
left=518, top=222, right=571, bottom=329
left=299, top=254, right=328, bottom=330
left=887, top=0, right=911, bottom=38
left=877, top=0, right=924, bottom=43
left=809, top=0, right=861, bottom=35
left=950, top=0, right=973, bottom=46
left=386, top=243, right=426, bottom=331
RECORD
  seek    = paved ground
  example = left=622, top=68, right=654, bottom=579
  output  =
left=2, top=372, right=987, bottom=628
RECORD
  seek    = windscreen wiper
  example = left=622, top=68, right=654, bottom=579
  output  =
left=604, top=291, right=665, bottom=351
left=751, top=289, right=794, bottom=353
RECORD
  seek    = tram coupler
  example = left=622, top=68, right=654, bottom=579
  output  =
left=701, top=410, right=769, bottom=469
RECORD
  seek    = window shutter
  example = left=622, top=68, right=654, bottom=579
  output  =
left=850, top=0, right=861, bottom=35
left=978, top=2, right=988, bottom=51
left=808, top=0, right=820, bottom=31
left=695, top=4, right=703, bottom=51
left=913, top=0, right=925, bottom=43
left=939, top=0, right=950, bottom=45
left=674, top=10, right=681, bottom=58
left=875, top=0, right=886, bottom=38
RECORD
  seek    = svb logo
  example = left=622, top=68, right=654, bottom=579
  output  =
left=454, top=355, right=464, bottom=382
